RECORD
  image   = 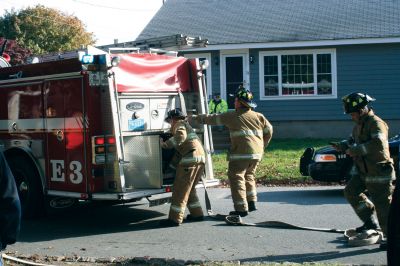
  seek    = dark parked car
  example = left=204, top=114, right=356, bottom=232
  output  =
left=300, top=134, right=400, bottom=183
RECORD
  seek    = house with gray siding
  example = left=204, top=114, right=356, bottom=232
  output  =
left=129, top=0, right=400, bottom=138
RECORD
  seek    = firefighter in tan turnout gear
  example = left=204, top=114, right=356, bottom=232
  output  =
left=191, top=87, right=273, bottom=217
left=159, top=108, right=206, bottom=226
left=333, top=92, right=395, bottom=249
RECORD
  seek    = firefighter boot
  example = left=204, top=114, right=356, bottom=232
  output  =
left=346, top=216, right=383, bottom=247
left=356, top=215, right=381, bottom=233
left=248, top=201, right=257, bottom=212
left=229, top=210, right=248, bottom=217
left=185, top=214, right=204, bottom=222
left=344, top=214, right=382, bottom=240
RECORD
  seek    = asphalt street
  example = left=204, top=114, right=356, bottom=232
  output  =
left=7, top=186, right=387, bottom=265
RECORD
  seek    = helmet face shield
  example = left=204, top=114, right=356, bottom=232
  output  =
left=342, top=92, right=375, bottom=114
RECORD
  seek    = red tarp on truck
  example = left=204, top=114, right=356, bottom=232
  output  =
left=114, top=54, right=193, bottom=93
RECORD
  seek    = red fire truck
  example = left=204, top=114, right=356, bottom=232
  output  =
left=0, top=47, right=217, bottom=218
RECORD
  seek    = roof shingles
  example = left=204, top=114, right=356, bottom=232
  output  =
left=137, top=0, right=400, bottom=44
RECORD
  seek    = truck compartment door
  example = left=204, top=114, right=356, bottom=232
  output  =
left=119, top=95, right=177, bottom=189
left=45, top=77, right=87, bottom=193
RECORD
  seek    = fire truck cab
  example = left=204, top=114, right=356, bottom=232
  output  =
left=0, top=47, right=217, bottom=218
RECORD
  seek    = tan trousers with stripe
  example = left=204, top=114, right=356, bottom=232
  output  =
left=227, top=159, right=259, bottom=212
left=344, top=171, right=395, bottom=235
left=168, top=163, right=205, bottom=223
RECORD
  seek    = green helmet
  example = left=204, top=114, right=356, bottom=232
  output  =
left=236, top=87, right=257, bottom=108
left=342, top=92, right=375, bottom=114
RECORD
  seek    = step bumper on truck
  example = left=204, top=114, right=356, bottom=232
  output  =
left=47, top=178, right=220, bottom=207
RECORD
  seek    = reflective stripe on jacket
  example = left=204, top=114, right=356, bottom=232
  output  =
left=193, top=109, right=273, bottom=161
left=161, top=120, right=205, bottom=166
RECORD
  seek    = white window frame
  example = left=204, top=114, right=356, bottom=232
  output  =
left=259, top=48, right=337, bottom=100
left=184, top=53, right=213, bottom=97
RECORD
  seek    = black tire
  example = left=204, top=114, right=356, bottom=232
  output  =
left=7, top=155, right=44, bottom=219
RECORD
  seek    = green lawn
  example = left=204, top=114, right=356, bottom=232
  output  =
left=212, top=138, right=336, bottom=184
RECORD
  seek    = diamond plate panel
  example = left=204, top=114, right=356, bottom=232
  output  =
left=123, top=134, right=162, bottom=189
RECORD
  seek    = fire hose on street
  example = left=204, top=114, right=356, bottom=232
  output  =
left=201, top=178, right=345, bottom=233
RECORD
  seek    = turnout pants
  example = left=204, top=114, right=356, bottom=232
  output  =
left=228, top=159, right=259, bottom=212
left=344, top=172, right=395, bottom=235
left=168, top=163, right=205, bottom=223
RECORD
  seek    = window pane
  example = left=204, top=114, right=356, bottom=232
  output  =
left=317, top=54, right=332, bottom=95
left=295, top=55, right=300, bottom=64
left=300, top=55, right=307, bottom=64
left=307, top=74, right=313, bottom=83
left=317, top=74, right=332, bottom=94
left=263, top=56, right=279, bottom=96
left=288, top=65, right=294, bottom=75
left=282, top=65, right=287, bottom=76
left=301, top=65, right=307, bottom=75
left=281, top=54, right=314, bottom=95
left=265, top=56, right=278, bottom=75
left=264, top=76, right=278, bottom=96
left=295, top=65, right=300, bottom=75
left=317, top=54, right=331, bottom=73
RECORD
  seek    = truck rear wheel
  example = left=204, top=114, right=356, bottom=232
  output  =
left=7, top=155, right=44, bottom=219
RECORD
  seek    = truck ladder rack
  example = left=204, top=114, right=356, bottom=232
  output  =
left=98, top=34, right=208, bottom=52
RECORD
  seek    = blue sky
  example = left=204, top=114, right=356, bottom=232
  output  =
left=1, top=0, right=163, bottom=45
